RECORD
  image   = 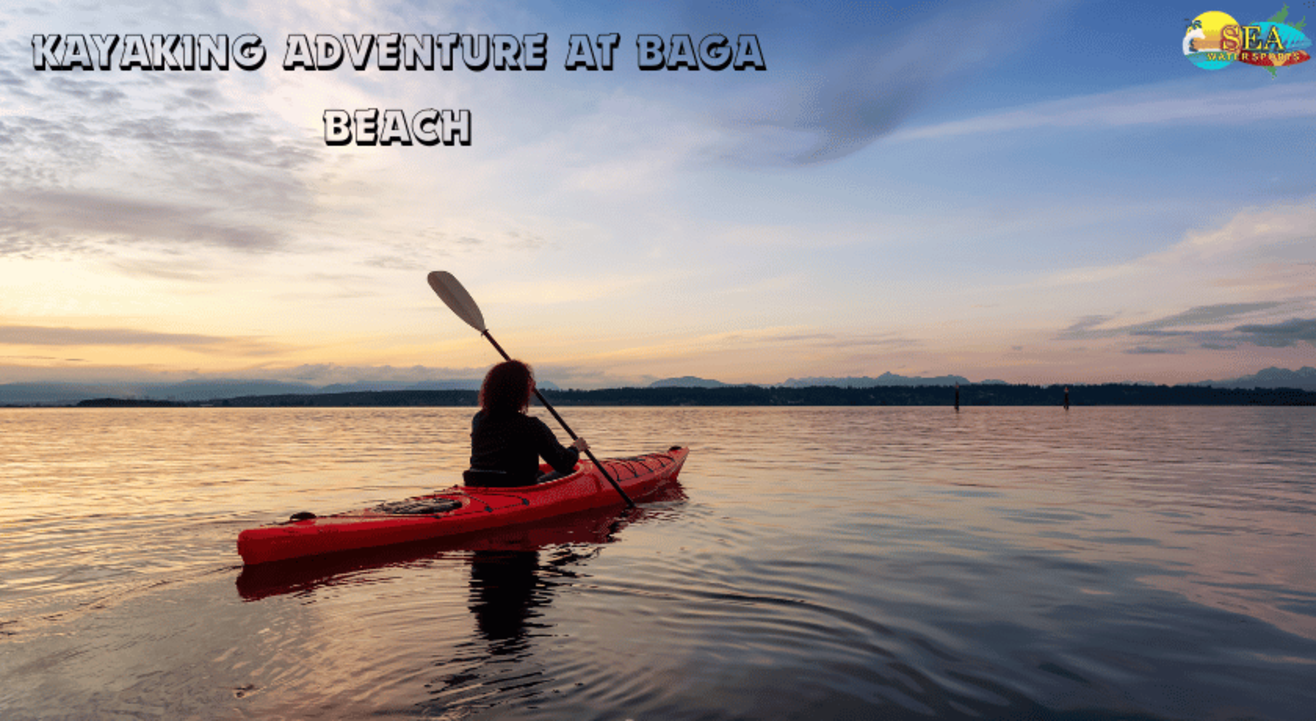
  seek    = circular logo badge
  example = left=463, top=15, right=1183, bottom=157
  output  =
left=1184, top=11, right=1239, bottom=69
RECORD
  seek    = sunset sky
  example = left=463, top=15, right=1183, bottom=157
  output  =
left=2, top=0, right=1313, bottom=389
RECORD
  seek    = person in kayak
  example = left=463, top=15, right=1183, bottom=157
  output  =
left=464, top=359, right=589, bottom=487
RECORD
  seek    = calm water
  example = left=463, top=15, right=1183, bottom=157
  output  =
left=1, top=406, right=1313, bottom=720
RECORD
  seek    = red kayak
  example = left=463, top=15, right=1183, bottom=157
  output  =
left=236, top=479, right=688, bottom=600
left=237, top=446, right=689, bottom=565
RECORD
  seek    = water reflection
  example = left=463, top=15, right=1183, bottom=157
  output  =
left=467, top=544, right=606, bottom=650
left=469, top=550, right=542, bottom=648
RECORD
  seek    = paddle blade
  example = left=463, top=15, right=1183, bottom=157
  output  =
left=427, top=271, right=487, bottom=332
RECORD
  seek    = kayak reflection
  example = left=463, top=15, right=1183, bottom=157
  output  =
left=234, top=479, right=686, bottom=603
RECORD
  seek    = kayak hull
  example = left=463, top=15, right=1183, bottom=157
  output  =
left=237, top=446, right=688, bottom=565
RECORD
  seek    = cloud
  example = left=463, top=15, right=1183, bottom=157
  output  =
left=1059, top=315, right=1116, bottom=338
left=107, top=257, right=223, bottom=282
left=1035, top=198, right=1316, bottom=355
left=0, top=324, right=286, bottom=355
left=1129, top=329, right=1192, bottom=338
left=1133, top=302, right=1284, bottom=331
left=1038, top=199, right=1316, bottom=304
left=1161, top=202, right=1316, bottom=267
left=1124, top=346, right=1186, bottom=355
left=44, top=75, right=128, bottom=104
left=0, top=325, right=225, bottom=346
left=1233, top=318, right=1316, bottom=347
left=483, top=266, right=689, bottom=305
left=0, top=189, right=289, bottom=257
left=1058, top=303, right=1294, bottom=340
left=1, top=38, right=323, bottom=262
left=1058, top=306, right=1316, bottom=354
left=1169, top=303, right=1286, bottom=325
left=0, top=67, right=28, bottom=89
left=2, top=76, right=315, bottom=185
left=893, top=81, right=1316, bottom=141
left=256, top=363, right=488, bottom=385
left=230, top=361, right=651, bottom=391
left=703, top=0, right=1074, bottom=164
left=110, top=110, right=317, bottom=173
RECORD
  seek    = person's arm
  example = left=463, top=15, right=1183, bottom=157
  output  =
left=530, top=417, right=581, bottom=475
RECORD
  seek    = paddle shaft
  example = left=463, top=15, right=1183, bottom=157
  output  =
left=479, top=329, right=635, bottom=508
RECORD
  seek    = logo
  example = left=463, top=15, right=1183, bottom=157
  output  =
left=1184, top=5, right=1311, bottom=74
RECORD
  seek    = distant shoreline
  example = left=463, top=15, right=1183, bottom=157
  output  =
left=33, top=384, right=1316, bottom=408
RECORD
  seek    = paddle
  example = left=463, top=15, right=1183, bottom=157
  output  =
left=427, top=271, right=635, bottom=508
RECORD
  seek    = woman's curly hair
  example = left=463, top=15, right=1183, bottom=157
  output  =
left=478, top=360, right=534, bottom=413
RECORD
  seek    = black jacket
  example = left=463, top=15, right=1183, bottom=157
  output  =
left=468, top=410, right=579, bottom=486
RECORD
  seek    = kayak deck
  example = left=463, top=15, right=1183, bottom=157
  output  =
left=237, top=446, right=688, bottom=565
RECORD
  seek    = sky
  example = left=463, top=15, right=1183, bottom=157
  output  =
left=2, top=0, right=1314, bottom=389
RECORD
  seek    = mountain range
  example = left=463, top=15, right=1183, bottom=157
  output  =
left=1, top=368, right=1312, bottom=406
left=781, top=372, right=1008, bottom=387
left=1193, top=366, right=1316, bottom=391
